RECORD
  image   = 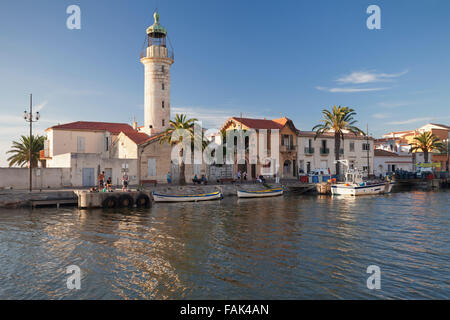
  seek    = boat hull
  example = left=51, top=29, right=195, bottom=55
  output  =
left=237, top=188, right=284, bottom=198
left=331, top=182, right=394, bottom=196
left=152, top=191, right=223, bottom=202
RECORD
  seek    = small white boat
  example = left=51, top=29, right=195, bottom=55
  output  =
left=152, top=191, right=223, bottom=202
left=331, top=181, right=394, bottom=196
left=237, top=188, right=284, bottom=198
left=331, top=169, right=394, bottom=196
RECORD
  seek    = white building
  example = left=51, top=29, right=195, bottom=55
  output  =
left=373, top=149, right=413, bottom=176
left=297, top=131, right=374, bottom=175
left=42, top=121, right=148, bottom=187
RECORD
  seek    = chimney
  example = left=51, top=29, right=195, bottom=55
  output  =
left=133, top=121, right=138, bottom=130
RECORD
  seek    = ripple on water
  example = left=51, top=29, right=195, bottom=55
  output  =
left=0, top=190, right=449, bottom=299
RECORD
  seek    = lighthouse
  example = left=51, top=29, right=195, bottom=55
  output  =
left=141, top=12, right=174, bottom=135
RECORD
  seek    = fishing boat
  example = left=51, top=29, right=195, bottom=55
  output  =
left=331, top=169, right=394, bottom=196
left=152, top=191, right=223, bottom=202
left=237, top=188, right=284, bottom=198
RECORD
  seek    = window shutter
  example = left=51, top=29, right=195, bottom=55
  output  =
left=147, top=158, right=156, bottom=177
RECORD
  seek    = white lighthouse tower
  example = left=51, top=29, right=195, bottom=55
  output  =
left=141, top=12, right=174, bottom=135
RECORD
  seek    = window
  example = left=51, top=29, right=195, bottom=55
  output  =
left=308, top=139, right=312, bottom=148
left=161, top=65, right=165, bottom=72
left=322, top=140, right=327, bottom=149
left=162, top=101, right=165, bottom=109
left=162, top=119, right=165, bottom=127
left=350, top=142, right=355, bottom=152
left=162, top=83, right=165, bottom=90
left=363, top=166, right=369, bottom=172
left=362, top=143, right=371, bottom=151
left=105, top=136, right=109, bottom=151
left=77, top=136, right=85, bottom=153
left=147, top=158, right=156, bottom=177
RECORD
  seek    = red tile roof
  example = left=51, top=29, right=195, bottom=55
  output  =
left=298, top=131, right=371, bottom=140
left=429, top=123, right=450, bottom=129
left=122, top=131, right=150, bottom=144
left=374, top=149, right=400, bottom=157
left=230, top=117, right=284, bottom=130
left=48, top=121, right=136, bottom=134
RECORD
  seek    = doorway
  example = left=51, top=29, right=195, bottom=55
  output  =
left=82, top=168, right=95, bottom=187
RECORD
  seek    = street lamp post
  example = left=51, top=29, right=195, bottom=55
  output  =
left=23, top=94, right=40, bottom=192
left=444, top=138, right=449, bottom=173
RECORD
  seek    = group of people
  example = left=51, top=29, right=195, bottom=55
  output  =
left=192, top=174, right=208, bottom=185
left=236, top=171, right=248, bottom=181
left=93, top=171, right=129, bottom=192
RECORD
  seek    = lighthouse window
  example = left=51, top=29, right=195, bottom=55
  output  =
left=162, top=101, right=165, bottom=109
left=161, top=66, right=165, bottom=72
left=162, top=83, right=165, bottom=90
left=162, top=119, right=165, bottom=126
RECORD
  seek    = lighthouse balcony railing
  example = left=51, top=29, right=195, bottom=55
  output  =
left=140, top=49, right=174, bottom=60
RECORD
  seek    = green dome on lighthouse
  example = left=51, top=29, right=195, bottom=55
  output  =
left=146, top=11, right=167, bottom=36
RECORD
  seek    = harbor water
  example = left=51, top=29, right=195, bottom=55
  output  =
left=0, top=190, right=448, bottom=299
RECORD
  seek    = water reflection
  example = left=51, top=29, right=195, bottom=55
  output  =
left=0, top=190, right=448, bottom=299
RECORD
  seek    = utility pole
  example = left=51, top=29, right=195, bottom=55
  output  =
left=366, top=124, right=370, bottom=178
left=23, top=94, right=40, bottom=192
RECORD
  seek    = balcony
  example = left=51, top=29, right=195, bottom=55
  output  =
left=304, top=147, right=314, bottom=155
left=281, top=145, right=297, bottom=153
left=320, top=148, right=330, bottom=155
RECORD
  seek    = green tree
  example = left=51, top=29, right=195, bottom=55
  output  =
left=159, top=114, right=200, bottom=185
left=7, top=135, right=46, bottom=168
left=312, top=105, right=365, bottom=176
left=409, top=131, right=444, bottom=163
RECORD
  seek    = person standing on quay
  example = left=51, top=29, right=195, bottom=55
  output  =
left=167, top=172, right=172, bottom=184
left=98, top=171, right=105, bottom=190
left=122, top=172, right=129, bottom=191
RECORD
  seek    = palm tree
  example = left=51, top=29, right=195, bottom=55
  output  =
left=312, top=105, right=365, bottom=176
left=159, top=114, right=199, bottom=185
left=409, top=131, right=444, bottom=163
left=7, top=135, right=46, bottom=168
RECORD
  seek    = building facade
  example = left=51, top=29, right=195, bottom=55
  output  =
left=297, top=132, right=374, bottom=175
left=41, top=121, right=144, bottom=187
left=218, top=117, right=299, bottom=179
left=373, top=149, right=413, bottom=176
left=382, top=123, right=449, bottom=171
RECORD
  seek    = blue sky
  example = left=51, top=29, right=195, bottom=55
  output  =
left=1, top=0, right=450, bottom=166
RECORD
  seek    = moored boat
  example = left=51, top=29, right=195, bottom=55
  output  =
left=237, top=188, right=284, bottom=198
left=152, top=191, right=223, bottom=202
left=331, top=181, right=394, bottom=196
left=330, top=168, right=395, bottom=196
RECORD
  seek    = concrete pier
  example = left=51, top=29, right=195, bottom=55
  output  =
left=75, top=190, right=153, bottom=209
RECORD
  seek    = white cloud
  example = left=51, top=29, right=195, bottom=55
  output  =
left=171, top=106, right=279, bottom=129
left=35, top=100, right=48, bottom=112
left=316, top=86, right=388, bottom=93
left=372, top=113, right=390, bottom=119
left=171, top=106, right=232, bottom=128
left=387, top=117, right=432, bottom=125
left=337, top=70, right=408, bottom=84
left=378, top=101, right=409, bottom=108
